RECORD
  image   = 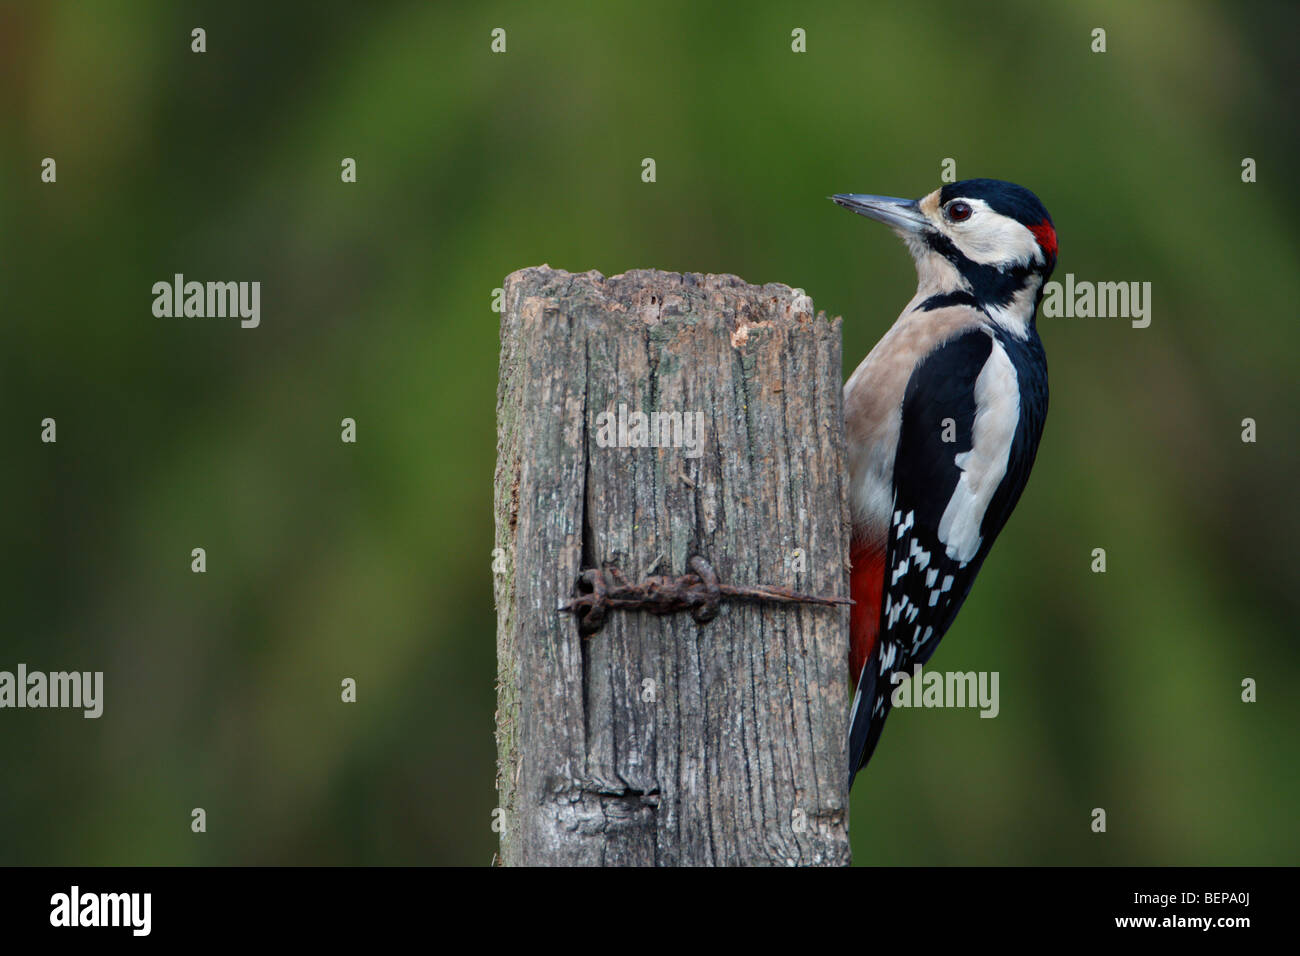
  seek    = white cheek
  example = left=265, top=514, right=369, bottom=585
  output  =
left=945, top=204, right=1043, bottom=268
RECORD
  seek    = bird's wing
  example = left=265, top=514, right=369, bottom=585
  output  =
left=850, top=325, right=1042, bottom=781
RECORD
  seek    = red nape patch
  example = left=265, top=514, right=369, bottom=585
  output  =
left=849, top=540, right=885, bottom=686
left=1029, top=219, right=1057, bottom=258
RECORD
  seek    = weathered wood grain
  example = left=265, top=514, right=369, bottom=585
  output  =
left=494, top=266, right=851, bottom=866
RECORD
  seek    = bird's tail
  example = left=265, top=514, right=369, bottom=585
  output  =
left=848, top=655, right=893, bottom=788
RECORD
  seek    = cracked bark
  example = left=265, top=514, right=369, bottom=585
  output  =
left=494, top=266, right=851, bottom=866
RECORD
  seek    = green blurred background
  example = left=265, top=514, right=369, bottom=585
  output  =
left=0, top=0, right=1296, bottom=865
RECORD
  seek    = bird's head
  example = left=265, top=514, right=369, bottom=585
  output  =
left=833, top=178, right=1056, bottom=327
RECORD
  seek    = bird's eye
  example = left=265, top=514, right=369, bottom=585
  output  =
left=946, top=201, right=972, bottom=223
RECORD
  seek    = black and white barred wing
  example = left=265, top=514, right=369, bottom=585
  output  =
left=850, top=325, right=1045, bottom=777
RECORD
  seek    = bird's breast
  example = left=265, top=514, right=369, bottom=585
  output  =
left=843, top=305, right=994, bottom=545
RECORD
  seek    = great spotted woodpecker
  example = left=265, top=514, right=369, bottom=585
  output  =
left=832, top=179, right=1056, bottom=786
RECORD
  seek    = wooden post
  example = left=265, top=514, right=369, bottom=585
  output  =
left=494, top=266, right=851, bottom=866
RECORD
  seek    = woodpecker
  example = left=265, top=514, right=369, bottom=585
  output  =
left=832, top=179, right=1056, bottom=786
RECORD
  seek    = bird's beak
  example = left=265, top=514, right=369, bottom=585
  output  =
left=831, top=194, right=930, bottom=234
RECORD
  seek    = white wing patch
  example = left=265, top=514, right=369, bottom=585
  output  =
left=937, top=337, right=1020, bottom=565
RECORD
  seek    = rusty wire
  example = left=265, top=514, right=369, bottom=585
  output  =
left=560, top=555, right=852, bottom=636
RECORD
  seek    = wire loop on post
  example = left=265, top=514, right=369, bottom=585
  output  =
left=561, top=555, right=851, bottom=637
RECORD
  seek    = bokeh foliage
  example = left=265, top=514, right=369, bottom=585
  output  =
left=0, top=0, right=1295, bottom=865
